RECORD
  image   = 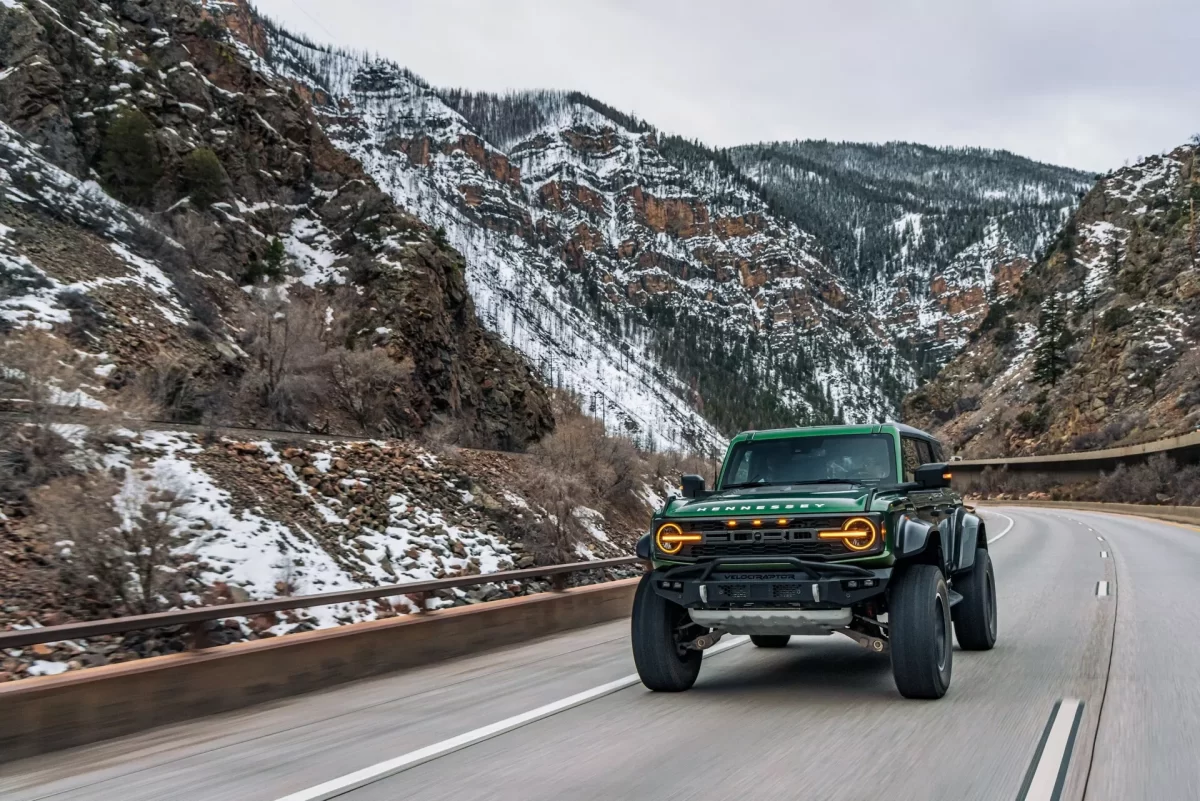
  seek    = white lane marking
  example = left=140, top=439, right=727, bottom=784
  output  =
left=1018, top=698, right=1085, bottom=801
left=1101, top=551, right=1109, bottom=559
left=273, top=636, right=750, bottom=801
left=987, top=511, right=1015, bottom=544
left=1096, top=581, right=1110, bottom=597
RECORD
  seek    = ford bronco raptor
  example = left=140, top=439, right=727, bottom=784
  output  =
left=632, top=423, right=996, bottom=699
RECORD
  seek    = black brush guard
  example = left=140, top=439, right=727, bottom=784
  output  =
left=651, top=556, right=891, bottom=609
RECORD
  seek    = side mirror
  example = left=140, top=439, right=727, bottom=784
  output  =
left=915, top=463, right=953, bottom=490
left=680, top=474, right=707, bottom=499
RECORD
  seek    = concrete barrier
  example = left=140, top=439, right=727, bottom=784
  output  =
left=951, top=429, right=1200, bottom=487
left=0, top=577, right=639, bottom=764
left=975, top=499, right=1200, bottom=527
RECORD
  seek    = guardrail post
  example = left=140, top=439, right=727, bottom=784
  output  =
left=551, top=573, right=568, bottom=592
left=408, top=591, right=428, bottom=613
left=186, top=621, right=212, bottom=650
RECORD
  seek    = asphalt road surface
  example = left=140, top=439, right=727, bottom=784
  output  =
left=3, top=508, right=1198, bottom=801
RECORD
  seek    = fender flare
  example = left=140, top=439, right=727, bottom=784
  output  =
left=955, top=510, right=984, bottom=573
left=894, top=514, right=948, bottom=569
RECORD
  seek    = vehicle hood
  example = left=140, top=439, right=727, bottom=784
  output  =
left=664, top=486, right=872, bottom=518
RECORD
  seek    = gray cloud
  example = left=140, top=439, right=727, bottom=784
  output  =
left=255, top=0, right=1199, bottom=171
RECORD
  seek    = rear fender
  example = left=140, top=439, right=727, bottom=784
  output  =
left=955, top=510, right=985, bottom=574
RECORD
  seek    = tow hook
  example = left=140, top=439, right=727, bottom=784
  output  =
left=836, top=627, right=888, bottom=654
left=690, top=629, right=726, bottom=650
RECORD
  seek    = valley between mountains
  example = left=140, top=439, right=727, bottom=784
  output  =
left=1, top=0, right=1197, bottom=680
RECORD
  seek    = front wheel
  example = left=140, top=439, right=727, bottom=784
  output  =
left=889, top=564, right=953, bottom=699
left=953, top=548, right=997, bottom=650
left=750, top=635, right=791, bottom=648
left=631, top=574, right=703, bottom=691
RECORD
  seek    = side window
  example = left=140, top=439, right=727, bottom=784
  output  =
left=916, top=439, right=934, bottom=466
left=901, top=437, right=921, bottom=482
left=930, top=441, right=945, bottom=463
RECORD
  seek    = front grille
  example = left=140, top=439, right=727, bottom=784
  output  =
left=691, top=540, right=846, bottom=558
left=670, top=515, right=880, bottom=559
left=717, top=584, right=749, bottom=599
left=689, top=516, right=846, bottom=532
left=771, top=584, right=804, bottom=599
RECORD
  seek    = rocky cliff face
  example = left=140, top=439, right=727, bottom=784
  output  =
left=905, top=143, right=1200, bottom=457
left=732, top=141, right=1092, bottom=377
left=0, top=0, right=552, bottom=449
left=242, top=27, right=916, bottom=450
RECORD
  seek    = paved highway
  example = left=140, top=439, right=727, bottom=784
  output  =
left=3, top=508, right=1198, bottom=800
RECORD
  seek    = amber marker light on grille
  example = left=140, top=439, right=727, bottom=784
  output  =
left=655, top=523, right=700, bottom=554
left=777, top=518, right=789, bottom=527
left=752, top=519, right=763, bottom=527
left=726, top=520, right=738, bottom=528
left=818, top=516, right=878, bottom=552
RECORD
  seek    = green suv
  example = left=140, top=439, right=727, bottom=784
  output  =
left=632, top=423, right=996, bottom=699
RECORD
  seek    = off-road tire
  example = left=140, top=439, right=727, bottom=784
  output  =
left=953, top=548, right=997, bottom=651
left=631, top=574, right=703, bottom=692
left=750, top=635, right=791, bottom=648
left=889, top=564, right=953, bottom=699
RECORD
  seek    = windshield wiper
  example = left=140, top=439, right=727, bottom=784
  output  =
left=789, top=478, right=870, bottom=487
left=720, top=480, right=782, bottom=490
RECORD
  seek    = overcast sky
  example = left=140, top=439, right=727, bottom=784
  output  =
left=254, top=0, right=1198, bottom=172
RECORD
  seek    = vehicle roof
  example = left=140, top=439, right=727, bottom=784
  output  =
left=727, top=422, right=939, bottom=444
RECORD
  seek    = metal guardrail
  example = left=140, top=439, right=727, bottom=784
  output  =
left=0, top=557, right=640, bottom=650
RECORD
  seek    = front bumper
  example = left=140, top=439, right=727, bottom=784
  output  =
left=651, top=556, right=891, bottom=609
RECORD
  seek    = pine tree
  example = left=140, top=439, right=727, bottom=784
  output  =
left=180, top=148, right=227, bottom=209
left=98, top=108, right=161, bottom=206
left=1033, top=293, right=1070, bottom=386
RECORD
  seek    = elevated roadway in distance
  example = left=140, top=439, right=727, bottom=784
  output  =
left=951, top=429, right=1200, bottom=487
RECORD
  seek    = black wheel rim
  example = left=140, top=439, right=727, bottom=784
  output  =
left=934, top=591, right=949, bottom=672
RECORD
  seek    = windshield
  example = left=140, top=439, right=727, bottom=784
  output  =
left=719, top=434, right=898, bottom=489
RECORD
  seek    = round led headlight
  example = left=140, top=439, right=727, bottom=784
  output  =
left=654, top=522, right=701, bottom=554
left=818, top=516, right=878, bottom=552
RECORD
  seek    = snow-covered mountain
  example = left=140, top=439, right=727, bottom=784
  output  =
left=732, top=141, right=1093, bottom=378
left=906, top=142, right=1200, bottom=457
left=242, top=21, right=915, bottom=450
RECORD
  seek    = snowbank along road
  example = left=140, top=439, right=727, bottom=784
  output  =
left=2, top=508, right=1196, bottom=801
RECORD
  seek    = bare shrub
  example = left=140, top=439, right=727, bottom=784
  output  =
left=528, top=395, right=643, bottom=518
left=33, top=467, right=192, bottom=614
left=134, top=352, right=204, bottom=422
left=237, top=293, right=328, bottom=427
left=1095, top=454, right=1178, bottom=504
left=0, top=331, right=85, bottom=501
left=322, top=347, right=411, bottom=433
left=521, top=467, right=589, bottom=565
left=0, top=329, right=85, bottom=423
